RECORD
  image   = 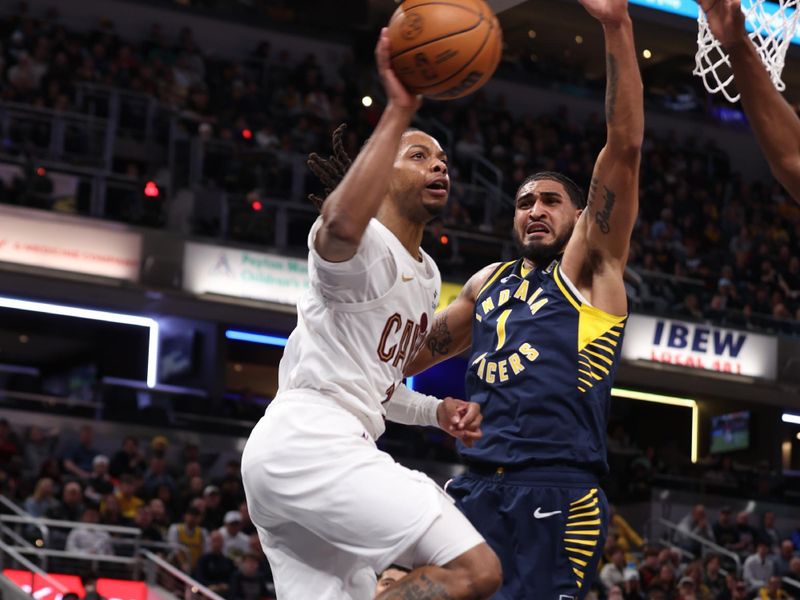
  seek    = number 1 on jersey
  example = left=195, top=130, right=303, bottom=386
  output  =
left=495, top=309, right=512, bottom=351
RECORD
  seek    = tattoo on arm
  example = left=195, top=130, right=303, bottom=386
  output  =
left=605, top=52, right=619, bottom=123
left=426, top=314, right=453, bottom=357
left=595, top=184, right=617, bottom=234
left=377, top=573, right=454, bottom=600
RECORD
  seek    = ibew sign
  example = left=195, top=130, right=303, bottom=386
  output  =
left=622, top=315, right=777, bottom=380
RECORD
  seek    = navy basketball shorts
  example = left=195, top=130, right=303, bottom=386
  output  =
left=447, top=466, right=608, bottom=600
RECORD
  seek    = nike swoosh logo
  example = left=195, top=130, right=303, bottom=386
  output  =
left=533, top=508, right=562, bottom=519
left=402, top=275, right=414, bottom=282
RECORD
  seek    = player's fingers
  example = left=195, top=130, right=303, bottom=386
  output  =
left=375, top=28, right=390, bottom=74
left=458, top=403, right=481, bottom=429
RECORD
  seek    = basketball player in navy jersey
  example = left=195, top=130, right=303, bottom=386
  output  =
left=406, top=0, right=644, bottom=598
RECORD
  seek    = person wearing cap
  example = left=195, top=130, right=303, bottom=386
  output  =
left=622, top=567, right=644, bottom=600
left=219, top=510, right=249, bottom=561
left=202, top=485, right=225, bottom=530
left=677, top=575, right=697, bottom=600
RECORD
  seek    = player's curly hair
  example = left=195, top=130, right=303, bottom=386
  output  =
left=307, top=123, right=352, bottom=211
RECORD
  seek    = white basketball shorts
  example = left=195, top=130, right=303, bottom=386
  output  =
left=241, top=392, right=484, bottom=600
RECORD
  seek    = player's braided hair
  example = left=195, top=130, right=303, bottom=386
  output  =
left=307, top=123, right=352, bottom=211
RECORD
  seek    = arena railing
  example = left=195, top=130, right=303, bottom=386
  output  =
left=0, top=497, right=50, bottom=557
left=0, top=537, right=69, bottom=598
left=140, top=548, right=226, bottom=600
left=784, top=576, right=800, bottom=595
left=657, top=517, right=742, bottom=575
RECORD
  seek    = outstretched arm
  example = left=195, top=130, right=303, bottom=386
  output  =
left=315, top=28, right=421, bottom=262
left=561, top=0, right=643, bottom=316
left=697, top=0, right=800, bottom=203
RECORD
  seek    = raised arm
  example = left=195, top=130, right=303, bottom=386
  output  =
left=315, top=28, right=420, bottom=262
left=404, top=263, right=499, bottom=376
left=697, top=0, right=800, bottom=203
left=561, top=0, right=643, bottom=316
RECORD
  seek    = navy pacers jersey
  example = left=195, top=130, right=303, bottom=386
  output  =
left=460, top=258, right=627, bottom=476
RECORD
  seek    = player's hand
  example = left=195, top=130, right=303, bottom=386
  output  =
left=375, top=27, right=422, bottom=112
left=578, top=0, right=631, bottom=26
left=695, top=0, right=748, bottom=49
left=437, top=397, right=483, bottom=448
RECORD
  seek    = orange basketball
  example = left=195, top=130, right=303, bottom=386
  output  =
left=387, top=0, right=503, bottom=101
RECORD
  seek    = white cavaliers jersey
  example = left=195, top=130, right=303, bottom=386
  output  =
left=276, top=217, right=441, bottom=439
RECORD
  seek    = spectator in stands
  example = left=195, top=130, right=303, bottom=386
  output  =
left=37, top=457, right=63, bottom=495
left=100, top=491, right=130, bottom=527
left=786, top=558, right=800, bottom=595
left=228, top=552, right=272, bottom=600
left=65, top=506, right=113, bottom=555
left=85, top=455, right=114, bottom=505
left=24, top=477, right=58, bottom=517
left=678, top=504, right=715, bottom=555
left=683, top=561, right=712, bottom=600
left=601, top=546, right=627, bottom=592
left=194, top=529, right=235, bottom=595
left=773, top=540, right=798, bottom=577
left=759, top=512, right=782, bottom=551
left=736, top=512, right=759, bottom=557
left=149, top=435, right=170, bottom=460
left=703, top=554, right=725, bottom=598
left=758, top=575, right=791, bottom=600
left=219, top=510, right=249, bottom=562
left=744, top=542, right=775, bottom=593
left=22, top=425, right=58, bottom=478
left=177, top=461, right=202, bottom=494
left=622, top=567, right=644, bottom=600
left=115, top=474, right=144, bottom=520
left=715, top=575, right=745, bottom=600
left=201, top=484, right=224, bottom=530
left=713, top=506, right=740, bottom=554
left=143, top=455, right=175, bottom=497
left=177, top=475, right=205, bottom=513
left=61, top=425, right=98, bottom=481
left=649, top=564, right=677, bottom=598
left=607, top=585, right=624, bottom=600
left=677, top=576, right=697, bottom=600
left=375, top=566, right=410, bottom=596
left=639, top=546, right=660, bottom=589
left=133, top=506, right=163, bottom=545
left=0, top=418, right=21, bottom=467
left=109, top=436, right=145, bottom=478
left=148, top=497, right=171, bottom=536
left=46, top=480, right=85, bottom=521
left=168, top=506, right=207, bottom=573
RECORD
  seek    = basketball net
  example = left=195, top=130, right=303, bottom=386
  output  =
left=695, top=0, right=800, bottom=103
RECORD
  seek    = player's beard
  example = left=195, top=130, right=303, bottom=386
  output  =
left=512, top=223, right=574, bottom=267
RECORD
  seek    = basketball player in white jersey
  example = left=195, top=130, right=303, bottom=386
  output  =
left=696, top=0, right=800, bottom=204
left=241, top=28, right=501, bottom=600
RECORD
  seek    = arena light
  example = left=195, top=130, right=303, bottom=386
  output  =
left=362, top=96, right=373, bottom=108
left=0, top=296, right=159, bottom=388
left=782, top=413, right=800, bottom=425
left=225, top=329, right=288, bottom=347
left=144, top=180, right=160, bottom=198
left=642, top=49, right=652, bottom=59
left=611, top=387, right=699, bottom=464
